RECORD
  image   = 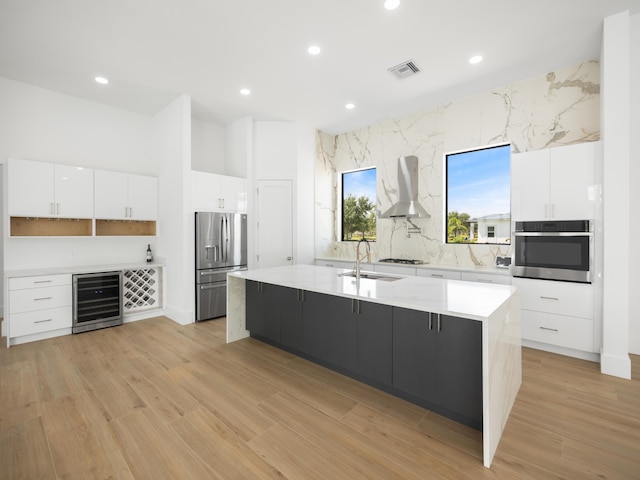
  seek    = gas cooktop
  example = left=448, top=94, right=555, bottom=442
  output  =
left=379, top=258, right=425, bottom=265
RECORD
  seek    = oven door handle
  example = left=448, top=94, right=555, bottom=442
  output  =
left=513, top=231, right=593, bottom=237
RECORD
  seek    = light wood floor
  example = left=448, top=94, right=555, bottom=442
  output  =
left=1, top=316, right=639, bottom=480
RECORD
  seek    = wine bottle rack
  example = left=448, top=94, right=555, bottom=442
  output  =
left=123, top=268, right=161, bottom=312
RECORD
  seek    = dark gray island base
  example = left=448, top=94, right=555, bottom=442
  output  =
left=227, top=264, right=521, bottom=467
left=246, top=280, right=482, bottom=430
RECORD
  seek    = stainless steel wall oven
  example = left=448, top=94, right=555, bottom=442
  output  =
left=511, top=220, right=593, bottom=283
left=72, top=271, right=123, bottom=333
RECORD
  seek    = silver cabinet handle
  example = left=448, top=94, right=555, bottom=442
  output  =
left=428, top=312, right=433, bottom=331
left=34, top=297, right=53, bottom=301
left=540, top=326, right=559, bottom=332
left=129, top=207, right=133, bottom=217
left=431, top=274, right=444, bottom=278
left=286, top=256, right=292, bottom=261
left=437, top=313, right=441, bottom=332
left=33, top=280, right=52, bottom=284
left=477, top=279, right=493, bottom=283
left=34, top=319, right=52, bottom=324
left=540, top=296, right=559, bottom=301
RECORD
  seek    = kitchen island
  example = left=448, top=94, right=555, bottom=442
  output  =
left=227, top=264, right=521, bottom=468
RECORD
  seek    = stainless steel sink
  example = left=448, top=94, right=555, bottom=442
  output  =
left=337, top=271, right=401, bottom=282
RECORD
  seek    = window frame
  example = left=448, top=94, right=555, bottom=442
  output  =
left=340, top=166, right=377, bottom=242
left=444, top=143, right=511, bottom=245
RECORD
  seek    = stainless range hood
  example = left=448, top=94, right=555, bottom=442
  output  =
left=379, top=156, right=430, bottom=218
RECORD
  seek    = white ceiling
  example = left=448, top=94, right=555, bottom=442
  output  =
left=0, top=0, right=637, bottom=135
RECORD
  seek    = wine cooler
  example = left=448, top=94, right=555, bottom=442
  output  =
left=72, top=271, right=123, bottom=333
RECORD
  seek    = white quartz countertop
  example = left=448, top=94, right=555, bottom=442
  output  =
left=5, top=259, right=165, bottom=279
left=315, top=257, right=512, bottom=276
left=231, top=264, right=517, bottom=322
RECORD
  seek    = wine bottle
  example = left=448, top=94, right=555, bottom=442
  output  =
left=146, top=244, right=153, bottom=263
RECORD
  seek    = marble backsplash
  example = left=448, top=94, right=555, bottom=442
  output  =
left=315, top=61, right=600, bottom=267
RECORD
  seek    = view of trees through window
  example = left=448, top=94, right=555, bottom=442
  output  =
left=445, top=144, right=511, bottom=245
left=342, top=167, right=376, bottom=241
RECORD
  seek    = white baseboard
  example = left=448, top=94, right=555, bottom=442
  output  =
left=600, top=351, right=632, bottom=379
left=163, top=306, right=194, bottom=325
left=123, top=308, right=166, bottom=323
left=521, top=339, right=600, bottom=362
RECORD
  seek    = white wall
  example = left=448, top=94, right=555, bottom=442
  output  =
left=0, top=78, right=158, bottom=273
left=191, top=117, right=225, bottom=173
left=629, top=11, right=640, bottom=355
left=601, top=11, right=631, bottom=378
left=152, top=95, right=193, bottom=325
left=225, top=117, right=252, bottom=178
left=296, top=123, right=316, bottom=265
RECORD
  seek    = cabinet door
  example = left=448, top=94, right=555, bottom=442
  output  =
left=219, top=176, right=246, bottom=212
left=301, top=291, right=329, bottom=361
left=436, top=315, right=482, bottom=424
left=7, top=159, right=54, bottom=217
left=94, top=170, right=128, bottom=219
left=54, top=164, right=94, bottom=218
left=326, top=296, right=357, bottom=371
left=128, top=174, right=158, bottom=220
left=356, top=301, right=392, bottom=386
left=280, top=287, right=303, bottom=351
left=511, top=149, right=550, bottom=220
left=392, top=307, right=437, bottom=403
left=549, top=142, right=596, bottom=220
left=245, top=281, right=280, bottom=342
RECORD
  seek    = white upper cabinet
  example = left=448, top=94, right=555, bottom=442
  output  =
left=191, top=170, right=247, bottom=212
left=94, top=170, right=158, bottom=221
left=8, top=158, right=94, bottom=218
left=511, top=142, right=597, bottom=221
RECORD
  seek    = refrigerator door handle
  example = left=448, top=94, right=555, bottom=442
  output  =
left=204, top=245, right=213, bottom=260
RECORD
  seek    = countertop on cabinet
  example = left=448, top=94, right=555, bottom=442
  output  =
left=231, top=264, right=516, bottom=321
left=315, top=257, right=512, bottom=276
left=5, top=259, right=165, bottom=279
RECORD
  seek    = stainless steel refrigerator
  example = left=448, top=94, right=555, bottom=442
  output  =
left=195, top=212, right=247, bottom=321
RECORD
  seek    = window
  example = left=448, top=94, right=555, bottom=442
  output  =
left=341, top=167, right=376, bottom=241
left=445, top=143, right=510, bottom=245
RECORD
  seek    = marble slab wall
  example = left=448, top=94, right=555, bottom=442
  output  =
left=315, top=61, right=600, bottom=267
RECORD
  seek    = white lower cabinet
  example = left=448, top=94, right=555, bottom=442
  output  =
left=460, top=271, right=511, bottom=285
left=8, top=274, right=73, bottom=344
left=512, top=277, right=596, bottom=354
left=416, top=268, right=461, bottom=280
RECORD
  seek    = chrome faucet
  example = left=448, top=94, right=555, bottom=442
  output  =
left=355, top=238, right=371, bottom=280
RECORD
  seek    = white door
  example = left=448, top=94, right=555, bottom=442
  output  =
left=257, top=180, right=293, bottom=268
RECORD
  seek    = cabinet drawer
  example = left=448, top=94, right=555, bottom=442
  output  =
left=521, top=310, right=594, bottom=352
left=461, top=272, right=511, bottom=285
left=10, top=285, right=72, bottom=314
left=10, top=274, right=72, bottom=290
left=416, top=268, right=461, bottom=280
left=512, top=277, right=593, bottom=319
left=315, top=259, right=353, bottom=269
left=10, top=306, right=73, bottom=337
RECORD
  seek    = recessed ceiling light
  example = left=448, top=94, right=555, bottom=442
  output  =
left=240, top=88, right=251, bottom=95
left=384, top=0, right=400, bottom=10
left=345, top=103, right=355, bottom=110
left=308, top=45, right=321, bottom=55
left=469, top=55, right=483, bottom=64
left=94, top=76, right=109, bottom=85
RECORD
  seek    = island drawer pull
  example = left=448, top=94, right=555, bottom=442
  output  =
left=34, top=318, right=53, bottom=324
left=540, top=296, right=559, bottom=301
left=540, top=326, right=559, bottom=332
left=437, top=313, right=441, bottom=332
left=428, top=312, right=433, bottom=331
left=33, top=280, right=53, bottom=284
left=33, top=296, right=53, bottom=301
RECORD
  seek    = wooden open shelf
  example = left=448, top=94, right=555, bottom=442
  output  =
left=10, top=217, right=93, bottom=237
left=95, top=219, right=157, bottom=236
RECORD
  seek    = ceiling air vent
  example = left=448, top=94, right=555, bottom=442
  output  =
left=387, top=60, right=422, bottom=79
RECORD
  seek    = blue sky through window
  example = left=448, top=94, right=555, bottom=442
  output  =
left=343, top=168, right=376, bottom=202
left=446, top=144, right=510, bottom=219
